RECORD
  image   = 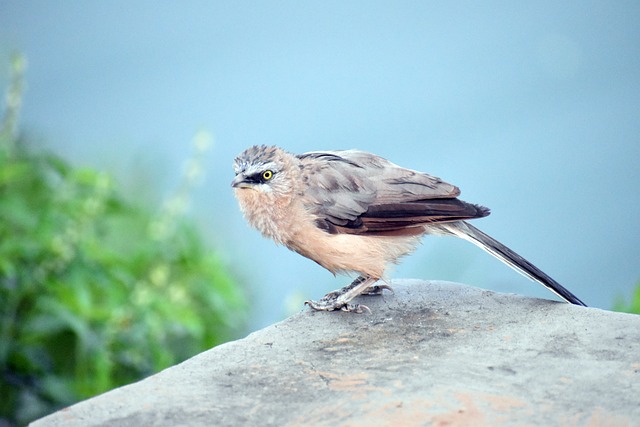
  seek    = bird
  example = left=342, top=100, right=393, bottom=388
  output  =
left=231, top=145, right=587, bottom=313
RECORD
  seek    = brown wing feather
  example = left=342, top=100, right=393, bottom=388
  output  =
left=333, top=199, right=490, bottom=236
left=299, top=150, right=489, bottom=236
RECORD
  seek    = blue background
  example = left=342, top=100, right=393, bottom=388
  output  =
left=1, top=1, right=639, bottom=330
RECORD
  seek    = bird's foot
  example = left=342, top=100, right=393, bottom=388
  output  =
left=304, top=275, right=379, bottom=314
left=304, top=297, right=370, bottom=313
left=362, top=284, right=394, bottom=295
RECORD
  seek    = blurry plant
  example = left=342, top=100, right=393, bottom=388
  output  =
left=613, top=280, right=640, bottom=315
left=0, top=54, right=246, bottom=426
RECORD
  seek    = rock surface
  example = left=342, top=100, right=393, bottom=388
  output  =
left=32, top=280, right=640, bottom=426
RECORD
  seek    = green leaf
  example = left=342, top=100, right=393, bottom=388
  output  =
left=0, top=58, right=247, bottom=425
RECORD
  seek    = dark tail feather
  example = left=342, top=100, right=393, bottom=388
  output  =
left=439, top=221, right=587, bottom=306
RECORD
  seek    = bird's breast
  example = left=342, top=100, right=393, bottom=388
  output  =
left=233, top=188, right=299, bottom=245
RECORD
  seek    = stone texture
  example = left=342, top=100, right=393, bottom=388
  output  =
left=32, top=280, right=640, bottom=426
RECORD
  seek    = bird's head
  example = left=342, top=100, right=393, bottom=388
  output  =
left=231, top=145, right=295, bottom=196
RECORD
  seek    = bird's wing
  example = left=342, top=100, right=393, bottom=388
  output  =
left=298, top=150, right=489, bottom=236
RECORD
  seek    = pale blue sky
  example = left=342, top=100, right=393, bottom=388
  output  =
left=1, top=1, right=639, bottom=329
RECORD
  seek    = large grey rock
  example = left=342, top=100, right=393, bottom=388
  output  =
left=32, top=280, right=640, bottom=426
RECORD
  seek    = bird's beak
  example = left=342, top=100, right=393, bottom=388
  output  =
left=231, top=174, right=251, bottom=189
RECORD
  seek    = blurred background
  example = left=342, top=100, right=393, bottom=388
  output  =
left=1, top=1, right=639, bottom=422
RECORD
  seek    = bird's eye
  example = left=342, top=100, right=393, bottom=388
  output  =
left=262, top=170, right=274, bottom=181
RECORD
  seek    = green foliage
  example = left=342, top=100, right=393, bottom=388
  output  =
left=613, top=281, right=640, bottom=315
left=0, top=55, right=246, bottom=425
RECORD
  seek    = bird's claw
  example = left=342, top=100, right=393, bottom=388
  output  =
left=363, top=284, right=394, bottom=295
left=341, top=303, right=371, bottom=314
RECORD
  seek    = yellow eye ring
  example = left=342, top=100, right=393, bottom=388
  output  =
left=262, top=170, right=273, bottom=181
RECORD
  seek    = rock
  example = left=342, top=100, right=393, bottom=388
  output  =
left=31, top=280, right=640, bottom=426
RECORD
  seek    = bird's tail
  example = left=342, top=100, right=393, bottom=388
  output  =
left=435, top=221, right=587, bottom=306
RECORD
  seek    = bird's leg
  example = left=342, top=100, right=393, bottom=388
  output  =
left=305, top=275, right=380, bottom=313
